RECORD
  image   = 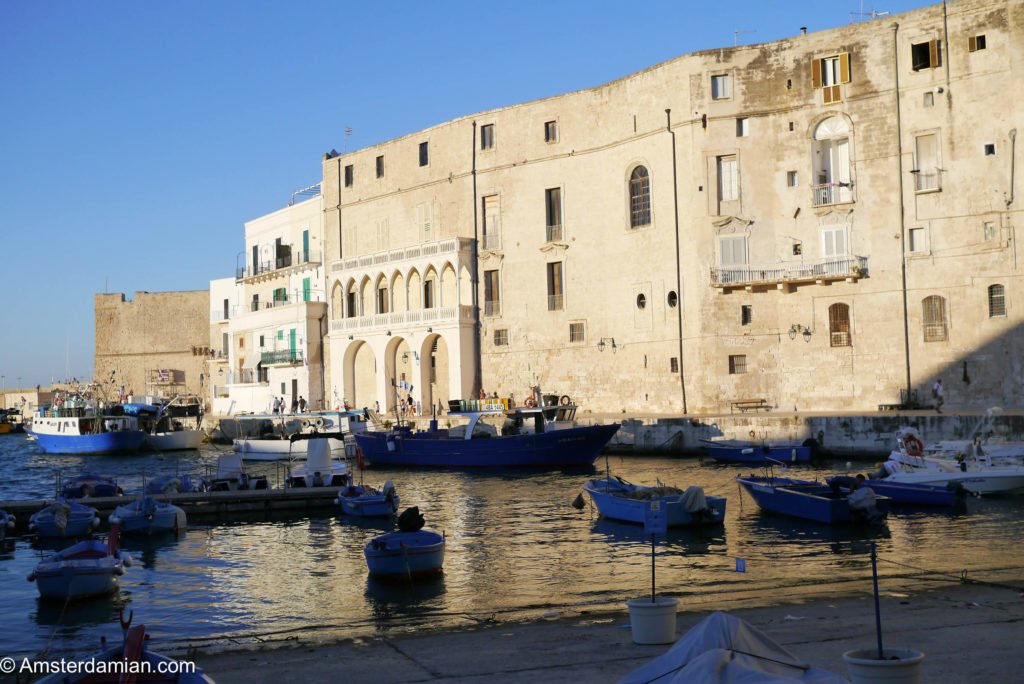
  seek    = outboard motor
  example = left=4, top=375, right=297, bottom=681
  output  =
left=397, top=506, right=425, bottom=532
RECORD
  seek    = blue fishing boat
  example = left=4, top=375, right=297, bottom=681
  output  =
left=364, top=507, right=444, bottom=578
left=28, top=395, right=146, bottom=455
left=337, top=480, right=400, bottom=517
left=28, top=529, right=131, bottom=599
left=736, top=475, right=890, bottom=524
left=354, top=397, right=618, bottom=468
left=60, top=473, right=123, bottom=499
left=702, top=439, right=812, bottom=464
left=36, top=612, right=214, bottom=683
left=29, top=500, right=101, bottom=538
left=109, top=496, right=187, bottom=535
left=582, top=476, right=726, bottom=527
left=0, top=509, right=14, bottom=543
left=826, top=475, right=963, bottom=507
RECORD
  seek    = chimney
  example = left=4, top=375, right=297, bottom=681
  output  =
left=800, top=26, right=807, bottom=35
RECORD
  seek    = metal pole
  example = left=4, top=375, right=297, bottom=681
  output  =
left=871, top=542, right=884, bottom=659
left=651, top=534, right=656, bottom=603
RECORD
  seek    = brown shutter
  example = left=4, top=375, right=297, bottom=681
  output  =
left=968, top=35, right=977, bottom=52
left=811, top=58, right=822, bottom=89
left=839, top=52, right=851, bottom=83
left=929, top=40, right=939, bottom=68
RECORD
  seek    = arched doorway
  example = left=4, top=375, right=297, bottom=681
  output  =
left=345, top=341, right=378, bottom=412
left=420, top=333, right=450, bottom=415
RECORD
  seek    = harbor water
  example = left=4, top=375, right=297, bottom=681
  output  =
left=1, top=433, right=1023, bottom=659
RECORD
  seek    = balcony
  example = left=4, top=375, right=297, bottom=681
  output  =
left=330, top=304, right=475, bottom=335
left=236, top=250, right=322, bottom=281
left=232, top=289, right=326, bottom=318
left=546, top=224, right=563, bottom=242
left=330, top=237, right=475, bottom=275
left=912, top=168, right=941, bottom=193
left=710, top=255, right=868, bottom=291
left=261, top=350, right=304, bottom=366
left=811, top=182, right=854, bottom=207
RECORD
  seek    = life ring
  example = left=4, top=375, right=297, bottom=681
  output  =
left=355, top=446, right=365, bottom=470
left=903, top=435, right=924, bottom=457
left=560, top=395, right=571, bottom=406
left=524, top=397, right=537, bottom=408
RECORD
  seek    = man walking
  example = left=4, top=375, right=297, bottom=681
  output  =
left=933, top=379, right=944, bottom=413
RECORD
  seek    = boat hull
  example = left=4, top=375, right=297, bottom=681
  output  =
left=583, top=479, right=726, bottom=527
left=338, top=488, right=400, bottom=517
left=29, top=503, right=99, bottom=538
left=233, top=436, right=345, bottom=460
left=364, top=530, right=445, bottom=577
left=29, top=540, right=126, bottom=600
left=28, top=429, right=147, bottom=455
left=702, top=440, right=812, bottom=464
left=144, top=430, right=205, bottom=451
left=884, top=469, right=1024, bottom=495
left=737, top=476, right=890, bottom=524
left=354, top=423, right=619, bottom=468
left=110, top=500, right=187, bottom=535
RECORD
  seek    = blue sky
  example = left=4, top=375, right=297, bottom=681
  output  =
left=0, top=0, right=933, bottom=389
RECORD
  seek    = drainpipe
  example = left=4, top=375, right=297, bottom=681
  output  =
left=892, top=23, right=913, bottom=400
left=337, top=157, right=343, bottom=259
left=318, top=311, right=327, bottom=409
left=471, top=122, right=482, bottom=397
left=1008, top=128, right=1017, bottom=208
left=666, top=109, right=688, bottom=414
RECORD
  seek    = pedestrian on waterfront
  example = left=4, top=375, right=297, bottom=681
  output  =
left=298, top=396, right=307, bottom=412
left=272, top=396, right=281, bottom=415
left=407, top=395, right=415, bottom=416
left=291, top=397, right=299, bottom=414
left=375, top=401, right=380, bottom=414
left=933, top=379, right=945, bottom=413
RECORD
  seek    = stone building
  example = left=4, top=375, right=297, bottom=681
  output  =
left=322, top=0, right=1022, bottom=414
left=94, top=290, right=210, bottom=403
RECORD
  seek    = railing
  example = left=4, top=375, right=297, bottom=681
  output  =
left=261, top=350, right=304, bottom=365
left=811, top=182, right=854, bottom=206
left=232, top=290, right=326, bottom=318
left=546, top=224, right=563, bottom=242
left=913, top=169, right=941, bottom=192
left=548, top=294, right=564, bottom=311
left=709, top=255, right=868, bottom=287
left=484, top=300, right=501, bottom=317
left=329, top=304, right=475, bottom=334
left=210, top=310, right=230, bottom=322
left=331, top=237, right=474, bottom=273
left=483, top=232, right=501, bottom=250
left=236, top=250, right=322, bottom=280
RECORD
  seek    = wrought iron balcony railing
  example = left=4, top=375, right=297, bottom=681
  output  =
left=710, top=255, right=868, bottom=289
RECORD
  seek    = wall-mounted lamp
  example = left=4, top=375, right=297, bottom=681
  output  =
left=348, top=335, right=353, bottom=340
left=427, top=327, right=433, bottom=333
left=402, top=351, right=420, bottom=363
left=788, top=324, right=812, bottom=342
left=597, top=337, right=617, bottom=353
left=386, top=331, right=392, bottom=336
left=218, top=368, right=223, bottom=377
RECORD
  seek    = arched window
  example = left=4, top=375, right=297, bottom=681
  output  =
left=629, top=166, right=651, bottom=228
left=828, top=303, right=852, bottom=347
left=922, top=295, right=947, bottom=342
left=988, top=284, right=1006, bottom=317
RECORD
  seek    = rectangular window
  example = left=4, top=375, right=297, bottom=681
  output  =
left=670, top=357, right=679, bottom=373
left=484, top=269, right=500, bottom=317
left=741, top=305, right=753, bottom=326
left=222, top=298, right=229, bottom=320
left=812, top=53, right=850, bottom=103
left=711, top=74, right=730, bottom=99
left=259, top=335, right=265, bottom=348
left=736, top=118, right=748, bottom=137
left=251, top=293, right=259, bottom=311
left=729, top=354, right=747, bottom=374
left=482, top=195, right=501, bottom=250
left=984, top=221, right=998, bottom=241
left=787, top=171, right=799, bottom=187
left=344, top=164, right=353, bottom=187
left=969, top=34, right=986, bottom=52
left=911, top=39, right=942, bottom=71
left=544, top=120, right=558, bottom=142
left=923, top=91, right=935, bottom=107
left=545, top=187, right=563, bottom=241
left=914, top=133, right=940, bottom=192
left=922, top=297, right=948, bottom=342
left=480, top=124, right=494, bottom=150
left=569, top=321, right=585, bottom=343
left=988, top=285, right=1006, bottom=317
left=346, top=291, right=356, bottom=318
left=376, top=155, right=384, bottom=178
left=277, top=329, right=283, bottom=341
left=222, top=332, right=229, bottom=355
left=377, top=286, right=388, bottom=314
left=717, top=155, right=739, bottom=202
left=909, top=227, right=927, bottom=253
left=302, top=277, right=311, bottom=302
left=821, top=225, right=849, bottom=257
left=547, top=262, right=564, bottom=311
left=423, top=279, right=434, bottom=309
left=829, top=304, right=852, bottom=347
left=419, top=141, right=429, bottom=167
left=417, top=202, right=434, bottom=242
left=984, top=143, right=996, bottom=156
left=494, top=329, right=509, bottom=346
left=719, top=236, right=748, bottom=266
left=281, top=382, right=286, bottom=394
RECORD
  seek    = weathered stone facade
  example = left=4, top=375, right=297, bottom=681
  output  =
left=94, top=291, right=210, bottom=402
left=323, top=0, right=1022, bottom=414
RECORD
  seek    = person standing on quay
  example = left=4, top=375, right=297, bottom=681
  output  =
left=933, top=379, right=945, bottom=413
left=298, top=396, right=307, bottom=413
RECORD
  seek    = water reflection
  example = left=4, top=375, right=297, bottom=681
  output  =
left=121, top=530, right=187, bottom=570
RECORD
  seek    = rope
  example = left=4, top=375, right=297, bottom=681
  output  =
left=876, top=555, right=1024, bottom=592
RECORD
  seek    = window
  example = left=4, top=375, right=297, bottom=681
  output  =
left=259, top=335, right=265, bottom=348
left=711, top=74, right=731, bottom=99
left=484, top=269, right=500, bottom=317
left=719, top=235, right=748, bottom=267
left=923, top=91, right=935, bottom=107
left=376, top=155, right=384, bottom=178
left=547, top=262, right=564, bottom=311
left=482, top=195, right=501, bottom=250
left=736, top=118, right=748, bottom=137
left=344, top=164, right=353, bottom=187
left=636, top=294, right=646, bottom=310
left=417, top=202, right=434, bottom=242
left=494, top=329, right=509, bottom=346
left=911, top=40, right=942, bottom=71
left=272, top=287, right=287, bottom=303
left=569, top=322, right=585, bottom=343
left=793, top=242, right=802, bottom=256
left=346, top=290, right=356, bottom=318
left=667, top=291, right=678, bottom=308
left=829, top=303, right=852, bottom=347
left=922, top=295, right=948, bottom=342
left=821, top=225, right=849, bottom=257
left=914, top=133, right=940, bottom=192
left=787, top=171, right=799, bottom=187
left=984, top=143, right=996, bottom=156
left=545, top=120, right=558, bottom=142
left=812, top=117, right=853, bottom=206
left=419, top=141, right=429, bottom=167
left=251, top=294, right=259, bottom=311
left=729, top=354, right=747, bottom=374
left=969, top=34, right=986, bottom=52
left=717, top=155, right=739, bottom=202
left=480, top=124, right=494, bottom=150
left=988, top=285, right=1006, bottom=317
left=222, top=298, right=229, bottom=320
left=909, top=227, right=927, bottom=253
left=984, top=221, right=998, bottom=241
left=629, top=166, right=651, bottom=228
left=376, top=285, right=388, bottom=314
left=741, top=305, right=752, bottom=326
left=811, top=53, right=850, bottom=103
left=302, top=277, right=311, bottom=302
left=277, top=329, right=283, bottom=341
left=670, top=357, right=679, bottom=373
left=423, top=279, right=435, bottom=309
left=545, top=188, right=563, bottom=241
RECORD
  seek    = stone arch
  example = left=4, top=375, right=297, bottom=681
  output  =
left=440, top=261, right=457, bottom=307
left=422, top=265, right=439, bottom=309
left=420, top=333, right=450, bottom=414
left=373, top=273, right=390, bottom=314
left=343, top=340, right=377, bottom=411
left=407, top=268, right=423, bottom=310
left=458, top=264, right=472, bottom=306
left=345, top=278, right=359, bottom=318
left=330, top=281, right=344, bottom=320
left=390, top=270, right=407, bottom=314
left=358, top=275, right=373, bottom=317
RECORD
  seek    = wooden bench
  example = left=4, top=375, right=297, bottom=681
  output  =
left=731, top=399, right=770, bottom=413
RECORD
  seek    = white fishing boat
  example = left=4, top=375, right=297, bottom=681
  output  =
left=285, top=433, right=349, bottom=488
left=923, top=407, right=1024, bottom=464
left=230, top=411, right=361, bottom=460
left=202, top=452, right=269, bottom=491
left=878, top=428, right=1024, bottom=495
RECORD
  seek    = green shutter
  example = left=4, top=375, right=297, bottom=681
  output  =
left=303, top=278, right=311, bottom=302
left=303, top=230, right=310, bottom=261
left=289, top=328, right=297, bottom=361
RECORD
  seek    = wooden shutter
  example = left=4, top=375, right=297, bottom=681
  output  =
left=811, top=58, right=822, bottom=89
left=839, top=52, right=851, bottom=83
left=968, top=35, right=977, bottom=52
left=929, top=40, right=939, bottom=68
left=823, top=85, right=841, bottom=104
